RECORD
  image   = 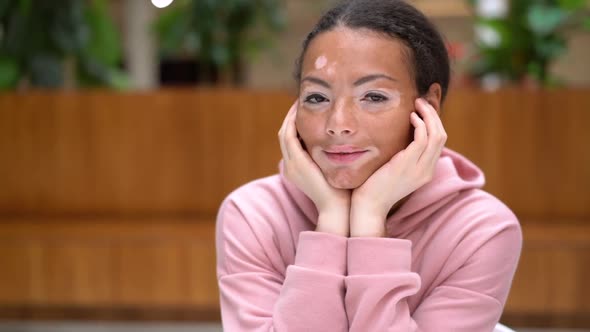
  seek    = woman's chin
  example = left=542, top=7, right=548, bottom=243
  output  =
left=326, top=174, right=366, bottom=189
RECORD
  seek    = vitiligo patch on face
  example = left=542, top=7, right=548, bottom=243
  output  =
left=315, top=55, right=328, bottom=70
left=326, top=63, right=336, bottom=75
left=391, top=90, right=402, bottom=108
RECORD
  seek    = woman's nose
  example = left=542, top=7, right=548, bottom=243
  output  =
left=326, top=102, right=357, bottom=136
left=327, top=128, right=352, bottom=135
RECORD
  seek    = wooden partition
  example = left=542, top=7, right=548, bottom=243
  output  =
left=0, top=88, right=589, bottom=327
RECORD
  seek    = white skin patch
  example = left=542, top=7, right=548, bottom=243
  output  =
left=390, top=90, right=402, bottom=108
left=314, top=55, right=328, bottom=70
left=326, top=62, right=336, bottom=75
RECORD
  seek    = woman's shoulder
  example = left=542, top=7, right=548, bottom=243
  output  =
left=444, top=188, right=522, bottom=245
left=221, top=174, right=288, bottom=209
left=216, top=174, right=298, bottom=277
left=217, top=173, right=303, bottom=234
left=457, top=188, right=519, bottom=224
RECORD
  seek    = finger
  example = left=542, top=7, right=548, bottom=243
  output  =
left=284, top=102, right=308, bottom=162
left=405, top=111, right=428, bottom=164
left=278, top=109, right=290, bottom=160
left=279, top=102, right=297, bottom=160
left=415, top=98, right=447, bottom=168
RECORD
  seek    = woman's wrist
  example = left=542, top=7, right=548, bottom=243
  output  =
left=349, top=198, right=387, bottom=238
left=316, top=205, right=350, bottom=237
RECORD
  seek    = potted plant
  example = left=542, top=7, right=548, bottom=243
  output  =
left=153, top=0, right=286, bottom=86
left=0, top=0, right=128, bottom=90
left=466, top=0, right=590, bottom=89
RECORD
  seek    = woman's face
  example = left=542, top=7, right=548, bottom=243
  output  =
left=297, top=27, right=419, bottom=189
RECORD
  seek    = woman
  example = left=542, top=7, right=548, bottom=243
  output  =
left=216, top=0, right=522, bottom=331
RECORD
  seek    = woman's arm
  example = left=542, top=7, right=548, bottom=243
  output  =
left=342, top=96, right=523, bottom=331
left=216, top=196, right=349, bottom=332
left=344, top=216, right=522, bottom=331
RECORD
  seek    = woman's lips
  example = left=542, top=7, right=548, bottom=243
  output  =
left=324, top=150, right=368, bottom=164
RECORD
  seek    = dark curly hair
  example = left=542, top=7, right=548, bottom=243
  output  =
left=294, top=0, right=450, bottom=103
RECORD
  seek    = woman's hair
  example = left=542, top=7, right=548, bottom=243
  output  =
left=294, top=0, right=451, bottom=103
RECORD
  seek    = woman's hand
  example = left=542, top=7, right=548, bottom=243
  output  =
left=349, top=98, right=448, bottom=237
left=279, top=102, right=352, bottom=237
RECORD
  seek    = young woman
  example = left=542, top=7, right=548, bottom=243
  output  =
left=216, top=1, right=522, bottom=331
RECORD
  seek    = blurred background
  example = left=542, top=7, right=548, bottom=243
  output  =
left=0, top=0, right=589, bottom=331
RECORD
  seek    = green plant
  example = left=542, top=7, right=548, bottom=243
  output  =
left=153, top=0, right=286, bottom=84
left=0, top=0, right=128, bottom=90
left=466, top=0, right=590, bottom=86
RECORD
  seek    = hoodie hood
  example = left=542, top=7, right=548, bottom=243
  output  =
left=279, top=147, right=485, bottom=237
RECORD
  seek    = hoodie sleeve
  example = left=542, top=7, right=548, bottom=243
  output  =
left=216, top=198, right=349, bottom=332
left=345, top=220, right=522, bottom=332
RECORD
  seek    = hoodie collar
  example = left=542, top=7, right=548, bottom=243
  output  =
left=279, top=147, right=485, bottom=237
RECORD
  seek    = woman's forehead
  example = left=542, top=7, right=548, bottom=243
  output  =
left=302, top=31, right=410, bottom=85
left=301, top=27, right=411, bottom=78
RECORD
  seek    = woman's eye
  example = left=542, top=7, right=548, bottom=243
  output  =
left=363, top=93, right=389, bottom=103
left=304, top=94, right=329, bottom=104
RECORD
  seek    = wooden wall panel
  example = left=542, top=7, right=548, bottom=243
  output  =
left=0, top=90, right=291, bottom=214
left=115, top=243, right=186, bottom=306
left=186, top=242, right=220, bottom=307
left=43, top=243, right=113, bottom=306
left=1, top=89, right=589, bottom=218
left=1, top=220, right=589, bottom=324
left=0, top=88, right=589, bottom=326
left=0, top=242, right=41, bottom=304
left=0, top=219, right=219, bottom=309
left=505, top=224, right=590, bottom=314
left=442, top=89, right=590, bottom=219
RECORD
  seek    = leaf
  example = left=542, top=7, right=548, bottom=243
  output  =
left=84, top=0, right=121, bottom=66
left=527, top=61, right=544, bottom=81
left=76, top=56, right=111, bottom=86
left=18, top=0, right=31, bottom=15
left=0, top=55, right=20, bottom=89
left=107, top=68, right=131, bottom=90
left=2, top=7, right=32, bottom=55
left=28, top=53, right=63, bottom=88
left=0, top=0, right=15, bottom=19
left=557, top=0, right=586, bottom=10
left=51, top=1, right=89, bottom=54
left=584, top=17, right=590, bottom=31
left=184, top=31, right=201, bottom=54
left=211, top=44, right=230, bottom=66
left=152, top=5, right=193, bottom=56
left=534, top=37, right=566, bottom=60
left=527, top=5, right=569, bottom=36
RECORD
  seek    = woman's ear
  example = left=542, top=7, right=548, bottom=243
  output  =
left=423, top=83, right=442, bottom=115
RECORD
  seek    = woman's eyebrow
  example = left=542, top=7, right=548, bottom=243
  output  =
left=353, top=74, right=397, bottom=86
left=301, top=76, right=331, bottom=88
left=301, top=74, right=397, bottom=89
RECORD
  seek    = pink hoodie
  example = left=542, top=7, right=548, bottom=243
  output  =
left=216, top=147, right=522, bottom=331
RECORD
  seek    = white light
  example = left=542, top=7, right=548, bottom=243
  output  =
left=475, top=24, right=502, bottom=48
left=476, top=0, right=508, bottom=19
left=151, top=0, right=174, bottom=8
left=481, top=73, right=503, bottom=91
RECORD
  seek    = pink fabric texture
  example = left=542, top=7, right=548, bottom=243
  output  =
left=216, top=147, right=522, bottom=331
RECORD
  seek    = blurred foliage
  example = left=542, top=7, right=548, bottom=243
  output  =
left=153, top=0, right=286, bottom=84
left=466, top=0, right=590, bottom=86
left=0, top=0, right=128, bottom=90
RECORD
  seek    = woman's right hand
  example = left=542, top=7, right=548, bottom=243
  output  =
left=279, top=101, right=351, bottom=237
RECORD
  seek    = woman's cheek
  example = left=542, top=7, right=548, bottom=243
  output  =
left=295, top=111, right=317, bottom=150
left=373, top=115, right=411, bottom=157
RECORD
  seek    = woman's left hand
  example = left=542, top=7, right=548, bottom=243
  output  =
left=349, top=98, right=447, bottom=237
